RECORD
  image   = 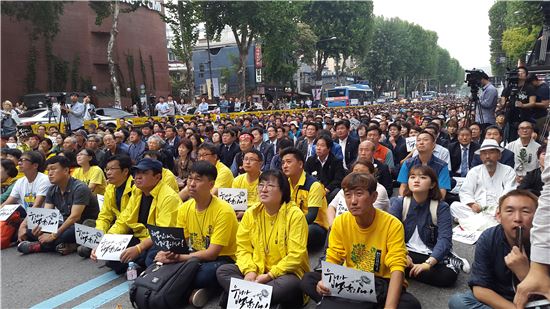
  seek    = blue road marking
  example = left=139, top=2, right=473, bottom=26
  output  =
left=29, top=271, right=119, bottom=309
left=73, top=281, right=130, bottom=309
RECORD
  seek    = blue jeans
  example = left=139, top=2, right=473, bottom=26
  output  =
left=193, top=256, right=234, bottom=289
left=26, top=225, right=76, bottom=252
left=448, top=291, right=492, bottom=309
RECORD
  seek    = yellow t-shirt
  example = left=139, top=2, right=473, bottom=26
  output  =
left=289, top=171, right=329, bottom=230
left=72, top=166, right=107, bottom=195
left=215, top=160, right=234, bottom=189
left=232, top=173, right=260, bottom=208
left=162, top=168, right=179, bottom=193
left=327, top=209, right=408, bottom=283
left=177, top=195, right=238, bottom=259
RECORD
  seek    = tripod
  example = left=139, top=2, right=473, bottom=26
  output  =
left=464, top=84, right=482, bottom=128
left=47, top=102, right=70, bottom=134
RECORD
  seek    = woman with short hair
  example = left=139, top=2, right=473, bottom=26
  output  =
left=72, top=148, right=106, bottom=195
left=217, top=169, right=309, bottom=308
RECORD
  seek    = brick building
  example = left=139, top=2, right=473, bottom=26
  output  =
left=1, top=1, right=169, bottom=108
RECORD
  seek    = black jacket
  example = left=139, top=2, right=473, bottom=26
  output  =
left=304, top=153, right=345, bottom=192
left=218, top=142, right=239, bottom=168
left=448, top=141, right=480, bottom=177
left=256, top=142, right=275, bottom=172
left=471, top=148, right=515, bottom=169
left=334, top=135, right=359, bottom=169
left=518, top=168, right=543, bottom=196
left=374, top=159, right=393, bottom=197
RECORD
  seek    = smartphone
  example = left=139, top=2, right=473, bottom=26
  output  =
left=515, top=226, right=524, bottom=252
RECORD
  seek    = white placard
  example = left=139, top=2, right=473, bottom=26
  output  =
left=218, top=188, right=248, bottom=211
left=451, top=177, right=466, bottom=195
left=26, top=208, right=60, bottom=233
left=452, top=225, right=482, bottom=245
left=6, top=143, right=17, bottom=149
left=95, top=234, right=132, bottom=261
left=405, top=136, right=417, bottom=152
left=321, top=261, right=377, bottom=303
left=0, top=204, right=21, bottom=221
left=228, top=278, right=272, bottom=309
left=75, top=223, right=104, bottom=249
left=96, top=195, right=104, bottom=210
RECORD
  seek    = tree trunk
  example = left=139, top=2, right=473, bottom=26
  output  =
left=177, top=1, right=195, bottom=103
left=108, top=0, right=121, bottom=108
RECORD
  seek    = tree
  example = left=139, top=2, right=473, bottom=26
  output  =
left=89, top=1, right=139, bottom=108
left=161, top=1, right=200, bottom=102
left=488, top=1, right=508, bottom=77
left=303, top=1, right=374, bottom=80
left=200, top=2, right=286, bottom=100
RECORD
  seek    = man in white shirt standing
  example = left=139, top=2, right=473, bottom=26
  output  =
left=166, top=94, right=177, bottom=118
left=154, top=96, right=169, bottom=117
left=450, top=139, right=517, bottom=231
left=505, top=121, right=540, bottom=175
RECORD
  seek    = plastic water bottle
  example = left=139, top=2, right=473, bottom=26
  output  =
left=127, top=262, right=137, bottom=281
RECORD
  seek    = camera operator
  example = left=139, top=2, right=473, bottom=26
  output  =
left=499, top=66, right=536, bottom=140
left=61, top=93, right=85, bottom=133
left=477, top=72, right=498, bottom=131
left=526, top=74, right=550, bottom=136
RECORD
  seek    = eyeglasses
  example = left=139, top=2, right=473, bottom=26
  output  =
left=257, top=183, right=279, bottom=191
left=18, top=158, right=32, bottom=163
left=197, top=153, right=214, bottom=159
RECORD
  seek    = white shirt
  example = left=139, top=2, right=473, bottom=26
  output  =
left=9, top=173, right=51, bottom=209
left=459, top=162, right=517, bottom=215
left=407, top=227, right=432, bottom=255
left=155, top=102, right=170, bottom=117
left=330, top=183, right=390, bottom=217
left=505, top=138, right=541, bottom=173
left=531, top=140, right=550, bottom=264
left=339, top=136, right=348, bottom=169
left=166, top=101, right=176, bottom=116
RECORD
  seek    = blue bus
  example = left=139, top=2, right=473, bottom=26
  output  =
left=325, top=84, right=374, bottom=107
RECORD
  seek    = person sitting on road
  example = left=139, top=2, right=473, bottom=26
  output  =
left=78, top=155, right=135, bottom=258
left=217, top=169, right=310, bottom=308
left=327, top=159, right=390, bottom=228
left=518, top=144, right=546, bottom=197
left=90, top=158, right=181, bottom=273
left=304, top=134, right=346, bottom=203
left=505, top=121, right=541, bottom=175
left=179, top=143, right=234, bottom=201
left=356, top=140, right=393, bottom=197
left=448, top=189, right=538, bottom=309
left=155, top=161, right=238, bottom=308
left=231, top=149, right=263, bottom=219
left=142, top=150, right=179, bottom=193
left=72, top=148, right=106, bottom=195
left=18, top=156, right=99, bottom=255
left=281, top=147, right=329, bottom=251
left=300, top=172, right=421, bottom=309
left=389, top=165, right=466, bottom=288
left=397, top=131, right=451, bottom=199
left=230, top=132, right=255, bottom=177
left=450, top=139, right=516, bottom=232
left=471, top=125, right=515, bottom=168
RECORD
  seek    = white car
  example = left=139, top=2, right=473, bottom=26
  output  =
left=18, top=107, right=135, bottom=127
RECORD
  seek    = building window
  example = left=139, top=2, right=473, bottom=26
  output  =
left=168, top=50, right=177, bottom=62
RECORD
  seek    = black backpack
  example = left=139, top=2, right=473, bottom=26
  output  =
left=129, top=258, right=200, bottom=309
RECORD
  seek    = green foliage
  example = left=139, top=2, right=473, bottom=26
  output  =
left=149, top=55, right=156, bottom=90
left=1, top=2, right=64, bottom=40
left=89, top=1, right=112, bottom=26
left=360, top=17, right=462, bottom=97
left=126, top=51, right=138, bottom=102
left=488, top=1, right=543, bottom=76
left=139, top=49, right=148, bottom=91
left=52, top=56, right=69, bottom=91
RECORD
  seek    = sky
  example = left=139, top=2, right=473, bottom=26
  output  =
left=373, top=0, right=494, bottom=75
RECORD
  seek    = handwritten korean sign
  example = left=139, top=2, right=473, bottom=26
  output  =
left=26, top=208, right=60, bottom=233
left=405, top=136, right=417, bottom=152
left=148, top=225, right=187, bottom=254
left=0, top=204, right=23, bottom=221
left=75, top=223, right=104, bottom=249
left=95, top=234, right=132, bottom=261
left=219, top=188, right=248, bottom=211
left=228, top=278, right=272, bottom=309
left=321, top=261, right=377, bottom=303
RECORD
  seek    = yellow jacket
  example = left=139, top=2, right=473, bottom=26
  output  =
left=162, top=168, right=179, bottom=193
left=236, top=201, right=310, bottom=279
left=108, top=180, right=182, bottom=241
left=95, top=176, right=134, bottom=233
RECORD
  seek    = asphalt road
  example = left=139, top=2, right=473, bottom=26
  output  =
left=0, top=240, right=475, bottom=309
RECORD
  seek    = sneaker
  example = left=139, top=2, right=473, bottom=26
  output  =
left=55, top=243, right=77, bottom=256
left=190, top=288, right=209, bottom=308
left=17, top=241, right=41, bottom=254
left=77, top=245, right=92, bottom=258
left=448, top=252, right=471, bottom=274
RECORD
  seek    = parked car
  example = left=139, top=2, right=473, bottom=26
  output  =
left=18, top=107, right=135, bottom=127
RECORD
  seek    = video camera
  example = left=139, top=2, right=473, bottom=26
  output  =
left=464, top=69, right=485, bottom=89
left=505, top=68, right=520, bottom=95
left=44, top=92, right=67, bottom=109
